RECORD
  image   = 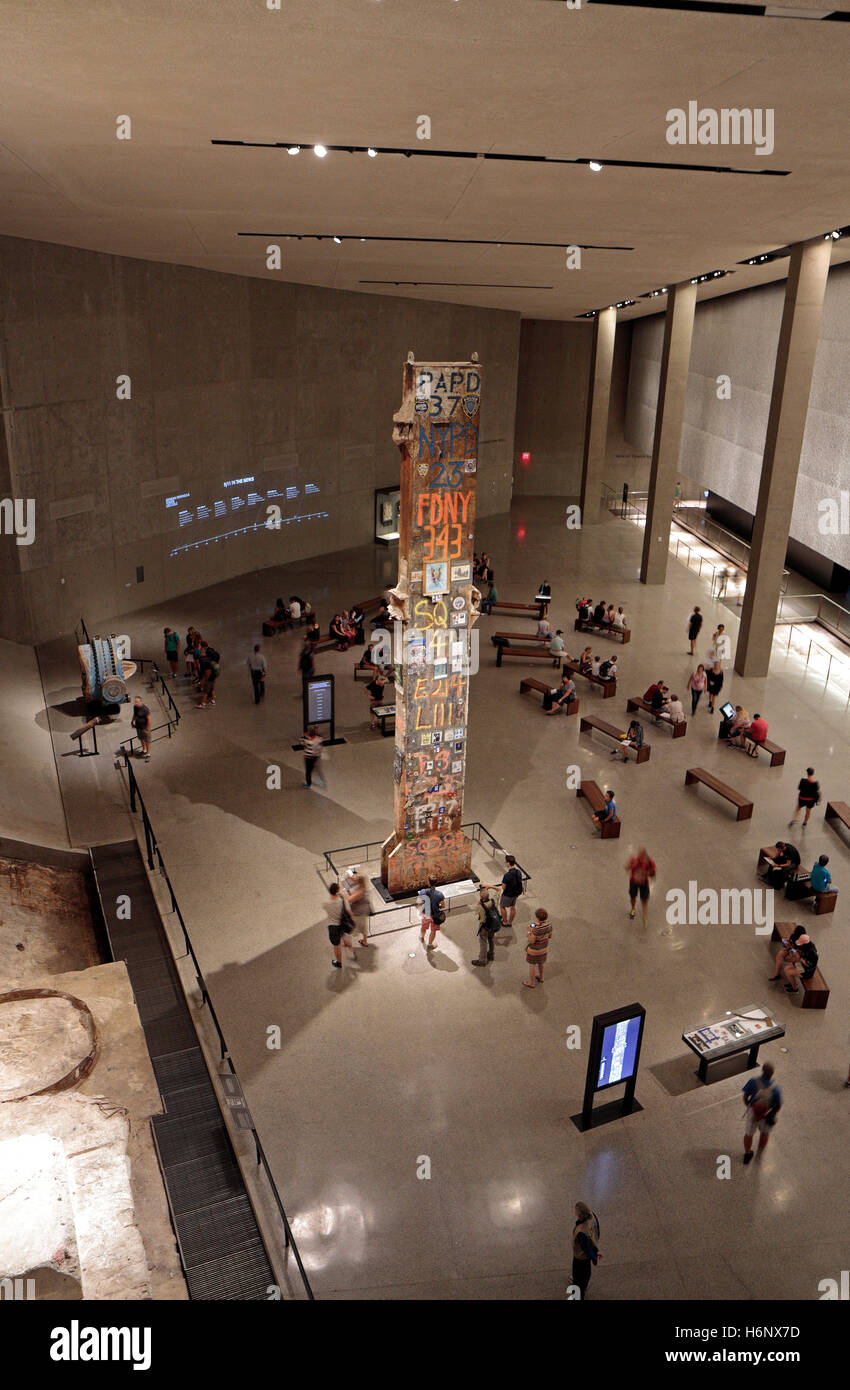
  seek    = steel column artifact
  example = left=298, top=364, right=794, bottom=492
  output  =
left=380, top=355, right=482, bottom=894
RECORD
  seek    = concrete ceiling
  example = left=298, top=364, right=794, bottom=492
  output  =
left=1, top=0, right=849, bottom=321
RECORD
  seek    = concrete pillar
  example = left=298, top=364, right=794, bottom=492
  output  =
left=735, top=237, right=832, bottom=677
left=579, top=307, right=616, bottom=525
left=640, top=281, right=697, bottom=585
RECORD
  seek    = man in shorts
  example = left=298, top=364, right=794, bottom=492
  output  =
left=499, top=855, right=523, bottom=928
left=327, top=883, right=354, bottom=970
left=131, top=696, right=152, bottom=761
left=742, top=1061, right=782, bottom=1164
left=625, top=848, right=655, bottom=926
left=418, top=877, right=445, bottom=950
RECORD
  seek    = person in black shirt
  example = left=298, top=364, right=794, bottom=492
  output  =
left=593, top=601, right=607, bottom=625
left=499, top=855, right=523, bottom=928
left=705, top=659, right=724, bottom=713
left=687, top=605, right=703, bottom=656
left=131, top=696, right=152, bottom=760
left=789, top=767, right=820, bottom=828
left=761, top=841, right=801, bottom=889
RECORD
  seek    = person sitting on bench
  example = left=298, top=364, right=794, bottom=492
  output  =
left=371, top=598, right=391, bottom=629
left=724, top=705, right=750, bottom=744
left=288, top=596, right=302, bottom=624
left=544, top=672, right=577, bottom=714
left=659, top=690, right=684, bottom=723
left=769, top=927, right=818, bottom=994
left=591, top=789, right=617, bottom=831
left=593, top=600, right=607, bottom=625
left=536, top=616, right=552, bottom=639
left=329, top=613, right=350, bottom=651
left=612, top=719, right=644, bottom=762
left=348, top=605, right=365, bottom=644
left=603, top=605, right=616, bottom=626
left=744, top=712, right=769, bottom=756
left=805, top=854, right=833, bottom=904
left=643, top=678, right=665, bottom=703
left=366, top=667, right=391, bottom=729
left=576, top=597, right=592, bottom=622
left=578, top=646, right=593, bottom=672
left=306, top=615, right=321, bottom=646
left=549, top=630, right=566, bottom=662
left=272, top=597, right=290, bottom=627
left=590, top=654, right=603, bottom=677
left=761, top=841, right=801, bottom=889
left=598, top=656, right=617, bottom=683
left=612, top=606, right=626, bottom=630
left=650, top=683, right=670, bottom=714
left=481, top=578, right=498, bottom=615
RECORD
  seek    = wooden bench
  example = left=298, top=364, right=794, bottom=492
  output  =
left=825, top=801, right=850, bottom=838
left=769, top=925, right=829, bottom=1009
left=495, top=644, right=559, bottom=667
left=493, top=631, right=549, bottom=643
left=262, top=615, right=296, bottom=636
left=484, top=600, right=540, bottom=617
left=563, top=659, right=616, bottom=699
left=684, top=767, right=753, bottom=821
left=626, top=696, right=687, bottom=737
left=370, top=703, right=396, bottom=737
left=574, top=618, right=631, bottom=645
left=742, top=736, right=786, bottom=767
left=784, top=875, right=838, bottom=915
left=580, top=714, right=650, bottom=763
left=519, top=677, right=578, bottom=716
left=353, top=659, right=378, bottom=681
left=576, top=780, right=621, bottom=838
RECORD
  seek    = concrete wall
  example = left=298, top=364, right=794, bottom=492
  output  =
left=624, top=263, right=850, bottom=566
left=0, top=236, right=521, bottom=644
left=511, top=319, right=592, bottom=496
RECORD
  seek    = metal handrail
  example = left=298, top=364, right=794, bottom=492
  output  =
left=119, top=659, right=181, bottom=752
left=774, top=618, right=850, bottom=705
left=117, top=752, right=315, bottom=1300
left=322, top=822, right=531, bottom=922
left=777, top=591, right=850, bottom=646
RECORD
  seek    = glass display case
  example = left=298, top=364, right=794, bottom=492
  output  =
left=375, top=486, right=400, bottom=545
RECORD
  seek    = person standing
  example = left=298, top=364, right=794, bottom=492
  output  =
left=418, top=877, right=445, bottom=950
left=326, top=883, right=354, bottom=969
left=571, top=1203, right=601, bottom=1300
left=789, top=768, right=820, bottom=828
left=196, top=644, right=220, bottom=707
left=716, top=567, right=729, bottom=601
left=184, top=627, right=198, bottom=678
left=346, top=871, right=371, bottom=947
left=687, top=664, right=707, bottom=715
left=471, top=885, right=501, bottom=967
left=298, top=639, right=315, bottom=684
left=711, top=624, right=731, bottom=665
left=742, top=1061, right=782, bottom=1164
left=301, top=725, right=325, bottom=788
left=246, top=643, right=267, bottom=704
left=705, top=659, right=724, bottom=713
left=626, top=847, right=656, bottom=925
left=163, top=627, right=180, bottom=677
left=131, top=695, right=152, bottom=761
left=523, top=907, right=552, bottom=988
left=499, top=855, right=523, bottom=927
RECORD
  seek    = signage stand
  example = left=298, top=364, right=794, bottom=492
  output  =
left=571, top=1002, right=646, bottom=1132
left=291, top=673, right=347, bottom=749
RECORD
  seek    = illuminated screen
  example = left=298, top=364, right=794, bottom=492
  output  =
left=307, top=679, right=333, bottom=725
left=597, top=1015, right=643, bottom=1089
left=163, top=467, right=327, bottom=558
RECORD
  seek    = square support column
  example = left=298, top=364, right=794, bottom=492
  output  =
left=579, top=307, right=616, bottom=525
left=640, top=281, right=697, bottom=585
left=735, top=238, right=832, bottom=678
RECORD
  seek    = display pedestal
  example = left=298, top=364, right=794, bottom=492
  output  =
left=571, top=1096, right=643, bottom=1133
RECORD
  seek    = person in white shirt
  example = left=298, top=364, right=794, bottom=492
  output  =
left=661, top=692, right=685, bottom=723
left=710, top=624, right=732, bottom=665
left=289, top=598, right=302, bottom=623
left=612, top=607, right=626, bottom=630
left=246, top=643, right=267, bottom=704
left=590, top=656, right=602, bottom=677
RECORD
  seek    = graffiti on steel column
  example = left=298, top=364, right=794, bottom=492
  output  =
left=380, top=358, right=482, bottom=894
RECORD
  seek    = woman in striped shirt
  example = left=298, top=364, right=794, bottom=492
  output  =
left=523, top=908, right=552, bottom=989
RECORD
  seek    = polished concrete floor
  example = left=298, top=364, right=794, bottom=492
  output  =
left=31, top=498, right=850, bottom=1299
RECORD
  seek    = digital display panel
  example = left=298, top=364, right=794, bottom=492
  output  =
left=307, top=678, right=333, bottom=725
left=597, top=1015, right=643, bottom=1089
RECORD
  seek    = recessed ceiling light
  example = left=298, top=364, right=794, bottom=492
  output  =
left=589, top=161, right=603, bottom=173
left=287, top=146, right=300, bottom=156
left=314, top=144, right=327, bottom=158
left=333, top=236, right=342, bottom=244
left=367, top=147, right=377, bottom=158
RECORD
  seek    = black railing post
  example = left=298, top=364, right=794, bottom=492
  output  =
left=128, top=764, right=137, bottom=813
left=142, top=810, right=154, bottom=870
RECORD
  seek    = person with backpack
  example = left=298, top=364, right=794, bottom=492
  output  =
left=598, top=655, right=617, bottom=683
left=571, top=1202, right=601, bottom=1299
left=418, top=877, right=445, bottom=950
left=523, top=907, right=552, bottom=988
left=499, top=855, right=523, bottom=928
left=471, top=885, right=501, bottom=967
left=196, top=643, right=221, bottom=707
left=742, top=1061, right=782, bottom=1164
left=326, top=882, right=355, bottom=970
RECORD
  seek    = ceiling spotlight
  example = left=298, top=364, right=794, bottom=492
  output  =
left=314, top=144, right=327, bottom=158
left=367, top=147, right=377, bottom=158
left=588, top=160, right=603, bottom=173
left=360, top=237, right=366, bottom=242
left=287, top=145, right=301, bottom=156
left=333, top=235, right=342, bottom=244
